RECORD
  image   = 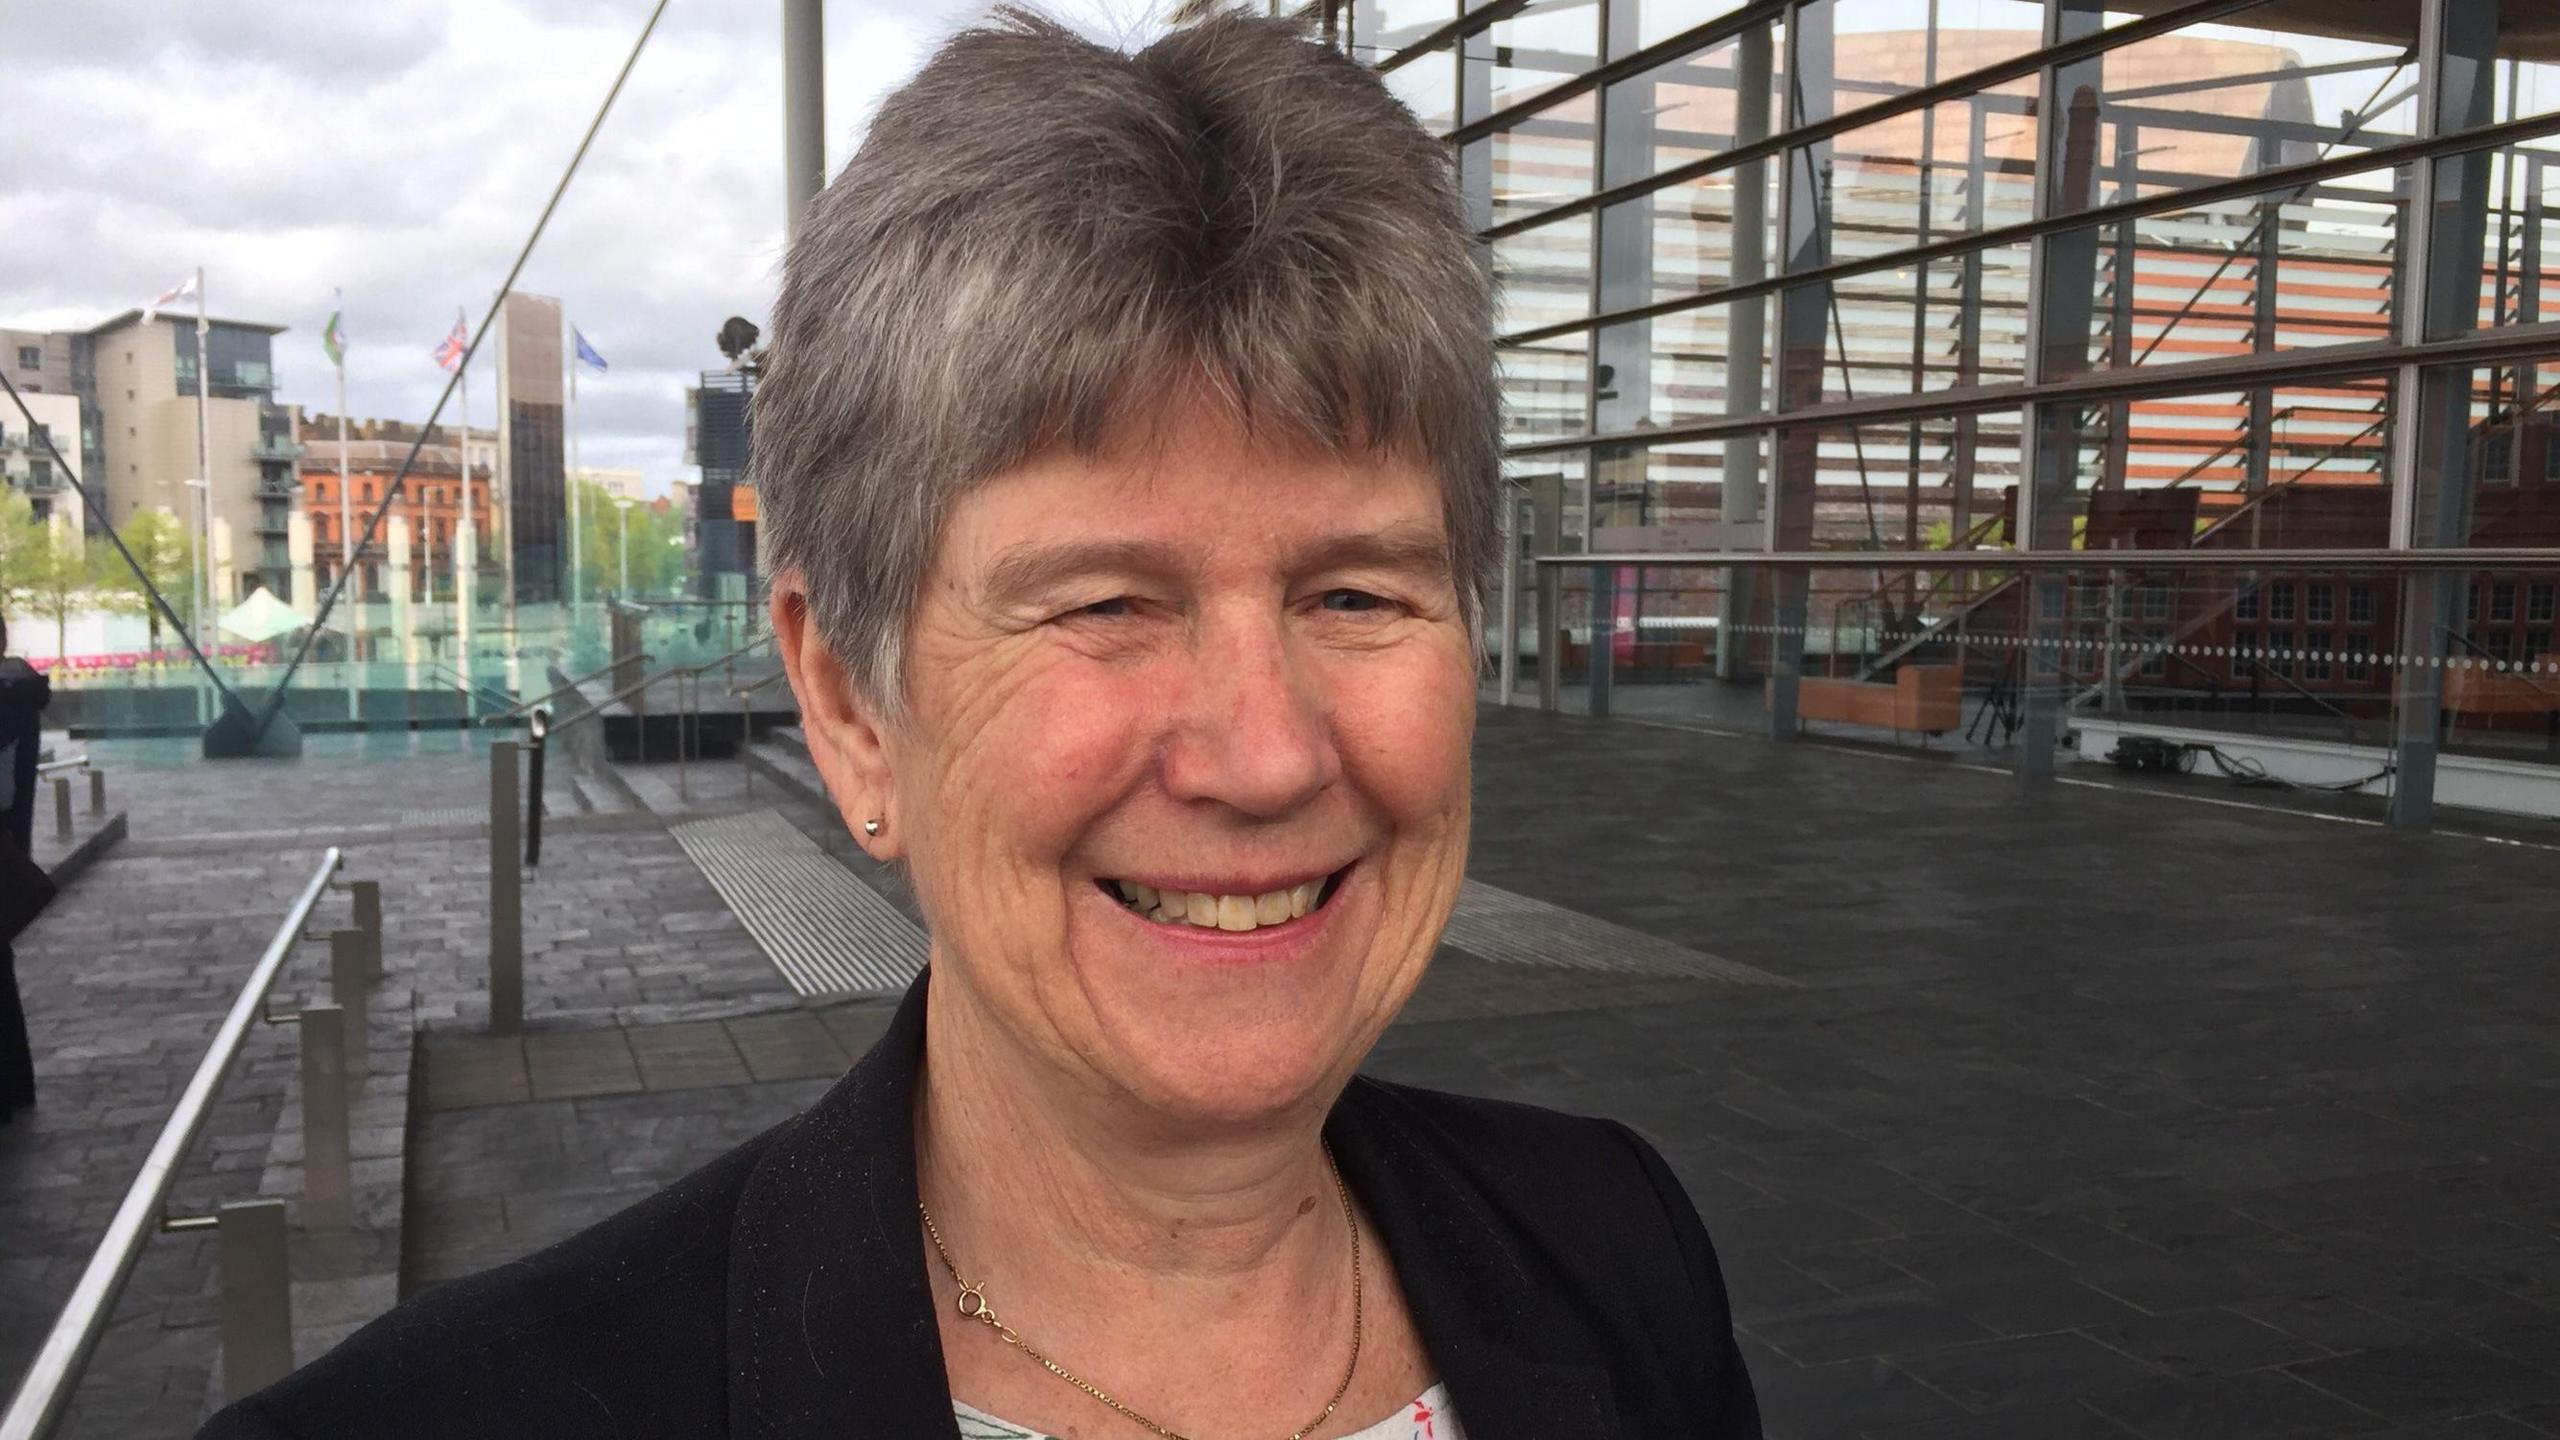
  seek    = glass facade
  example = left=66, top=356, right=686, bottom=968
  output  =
left=1354, top=0, right=2560, bottom=827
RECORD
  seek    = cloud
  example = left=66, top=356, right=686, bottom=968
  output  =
left=3, top=0, right=1169, bottom=499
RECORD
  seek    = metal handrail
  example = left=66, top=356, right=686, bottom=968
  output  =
left=32, top=755, right=88, bottom=776
left=0, top=849, right=344, bottom=1440
left=548, top=634, right=774, bottom=735
left=482, top=654, right=652, bottom=724
left=426, top=663, right=519, bottom=716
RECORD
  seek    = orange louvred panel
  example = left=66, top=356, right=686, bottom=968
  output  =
left=730, top=486, right=758, bottom=522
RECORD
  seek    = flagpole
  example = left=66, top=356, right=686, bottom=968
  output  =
left=456, top=319, right=475, bottom=698
left=192, top=265, right=215, bottom=725
left=336, top=289, right=358, bottom=719
left=566, top=315, right=583, bottom=622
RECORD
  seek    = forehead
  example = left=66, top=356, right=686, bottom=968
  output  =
left=934, top=400, right=1450, bottom=587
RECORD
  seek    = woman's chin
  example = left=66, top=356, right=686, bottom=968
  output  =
left=1089, top=1008, right=1367, bottom=1130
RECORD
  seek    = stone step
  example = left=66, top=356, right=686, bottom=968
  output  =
left=741, top=737, right=828, bottom=813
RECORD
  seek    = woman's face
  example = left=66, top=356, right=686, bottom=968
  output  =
left=844, top=399, right=1475, bottom=1129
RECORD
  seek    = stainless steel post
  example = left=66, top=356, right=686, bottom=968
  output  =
left=676, top=672, right=689, bottom=801
left=51, top=776, right=70, bottom=841
left=87, top=768, right=104, bottom=816
left=350, top=879, right=382, bottom=984
left=328, top=931, right=368, bottom=1077
left=298, top=1005, right=352, bottom=1230
left=489, top=740, right=523, bottom=1035
left=739, top=691, right=752, bottom=795
left=216, top=1200, right=292, bottom=1401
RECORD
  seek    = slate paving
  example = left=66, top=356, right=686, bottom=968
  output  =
left=11, top=707, right=2560, bottom=1437
left=0, top=732, right=797, bottom=1437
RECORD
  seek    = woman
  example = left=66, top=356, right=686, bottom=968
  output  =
left=206, top=11, right=1758, bottom=1437
left=1, top=610, right=52, bottom=1124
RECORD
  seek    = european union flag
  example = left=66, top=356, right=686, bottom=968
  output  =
left=573, top=328, right=608, bottom=372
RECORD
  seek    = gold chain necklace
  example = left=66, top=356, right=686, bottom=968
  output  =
left=917, top=1144, right=1364, bottom=1440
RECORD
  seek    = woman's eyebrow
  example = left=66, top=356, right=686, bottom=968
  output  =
left=979, top=524, right=1453, bottom=606
left=979, top=539, right=1186, bottom=606
left=1294, top=523, right=1455, bottom=582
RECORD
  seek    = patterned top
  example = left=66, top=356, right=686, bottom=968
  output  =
left=954, top=1383, right=1466, bottom=1440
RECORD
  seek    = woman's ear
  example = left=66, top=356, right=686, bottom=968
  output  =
left=770, top=576, right=904, bottom=860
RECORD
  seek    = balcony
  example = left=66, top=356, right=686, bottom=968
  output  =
left=252, top=436, right=304, bottom=463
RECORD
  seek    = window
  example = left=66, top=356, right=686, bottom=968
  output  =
left=15, top=345, right=36, bottom=369
left=2235, top=584, right=2259, bottom=620
left=2469, top=583, right=2481, bottom=623
left=2525, top=632, right=2552, bottom=669
left=2142, top=586, right=2169, bottom=621
left=2305, top=631, right=2332, bottom=682
left=2530, top=583, right=2554, bottom=624
left=2348, top=583, right=2375, bottom=624
left=2269, top=582, right=2296, bottom=622
left=2486, top=632, right=2513, bottom=663
left=2492, top=581, right=2517, bottom=623
left=2139, top=632, right=2167, bottom=680
left=2345, top=634, right=2373, bottom=681
left=2233, top=632, right=2259, bottom=679
left=2306, top=585, right=2334, bottom=624
left=2269, top=636, right=2294, bottom=679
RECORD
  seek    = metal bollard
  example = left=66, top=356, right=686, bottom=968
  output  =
left=299, top=1005, right=353, bottom=1230
left=51, top=775, right=71, bottom=841
left=329, top=931, right=368, bottom=1077
left=350, top=879, right=383, bottom=984
left=676, top=673, right=690, bottom=801
left=88, top=767, right=105, bottom=816
left=217, top=1200, right=294, bottom=1400
left=525, top=710, right=549, bottom=868
left=739, top=692, right=753, bottom=796
left=488, top=740, right=523, bottom=1035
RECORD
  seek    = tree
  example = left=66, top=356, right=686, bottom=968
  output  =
left=571, top=479, right=686, bottom=601
left=0, top=507, right=99, bottom=660
left=97, top=508, right=194, bottom=656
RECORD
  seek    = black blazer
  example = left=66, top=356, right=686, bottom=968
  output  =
left=202, top=978, right=1760, bottom=1438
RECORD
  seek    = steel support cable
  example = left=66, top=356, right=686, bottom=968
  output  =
left=0, top=369, right=240, bottom=707
left=243, top=0, right=673, bottom=745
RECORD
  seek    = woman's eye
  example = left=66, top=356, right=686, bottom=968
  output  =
left=1319, top=589, right=1387, bottom=614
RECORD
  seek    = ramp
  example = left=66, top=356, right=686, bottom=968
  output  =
left=1444, top=880, right=1794, bottom=988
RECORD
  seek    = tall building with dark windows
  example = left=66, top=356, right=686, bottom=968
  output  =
left=1343, top=0, right=2560, bottom=827
left=686, top=368, right=758, bottom=598
left=496, top=292, right=568, bottom=606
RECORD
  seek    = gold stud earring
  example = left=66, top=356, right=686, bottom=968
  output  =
left=862, top=818, right=883, bottom=837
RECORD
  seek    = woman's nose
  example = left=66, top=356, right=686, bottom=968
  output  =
left=1158, top=615, right=1341, bottom=819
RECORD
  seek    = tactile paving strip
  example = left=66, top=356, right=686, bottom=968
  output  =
left=1443, top=880, right=1794, bottom=988
left=670, top=808, right=927, bottom=996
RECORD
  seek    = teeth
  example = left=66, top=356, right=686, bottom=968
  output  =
left=1111, top=878, right=1328, bottom=933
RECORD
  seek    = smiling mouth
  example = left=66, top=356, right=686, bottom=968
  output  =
left=1097, top=868, right=1350, bottom=933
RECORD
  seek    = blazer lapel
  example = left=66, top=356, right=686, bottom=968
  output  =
left=1328, top=1078, right=1622, bottom=1440
left=722, top=983, right=1620, bottom=1440
left=727, top=975, right=960, bottom=1440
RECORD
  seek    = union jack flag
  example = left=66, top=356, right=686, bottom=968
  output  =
left=432, top=311, right=469, bottom=372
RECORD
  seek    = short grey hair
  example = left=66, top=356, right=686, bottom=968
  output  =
left=752, top=6, right=1499, bottom=713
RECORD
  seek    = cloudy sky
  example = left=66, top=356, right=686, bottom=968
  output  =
left=1, top=0, right=1146, bottom=499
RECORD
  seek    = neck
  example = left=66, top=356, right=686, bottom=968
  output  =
left=914, top=970, right=1342, bottom=1290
